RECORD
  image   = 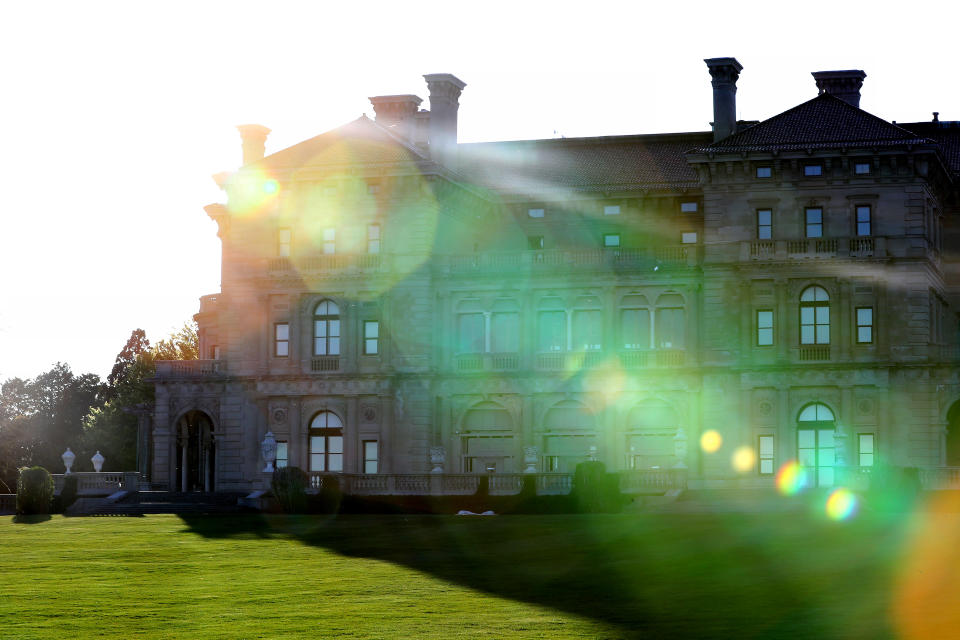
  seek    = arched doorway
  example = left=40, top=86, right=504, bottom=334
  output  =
left=946, top=402, right=960, bottom=466
left=542, top=401, right=597, bottom=472
left=797, top=403, right=835, bottom=488
left=625, top=401, right=679, bottom=470
left=461, top=402, right=515, bottom=473
left=175, top=410, right=216, bottom=492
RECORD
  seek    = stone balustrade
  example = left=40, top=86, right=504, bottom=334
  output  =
left=154, top=360, right=225, bottom=378
left=444, top=246, right=696, bottom=275
left=51, top=472, right=141, bottom=496
left=741, top=237, right=887, bottom=261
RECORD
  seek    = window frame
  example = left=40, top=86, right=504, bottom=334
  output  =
left=278, top=227, right=291, bottom=257
left=758, top=434, right=774, bottom=475
left=756, top=166, right=772, bottom=179
left=858, top=433, right=875, bottom=468
left=363, top=440, right=379, bottom=474
left=800, top=286, right=830, bottom=345
left=803, top=164, right=823, bottom=177
left=856, top=307, right=874, bottom=344
left=855, top=205, right=872, bottom=237
left=603, top=233, right=621, bottom=248
left=367, top=224, right=381, bottom=254
left=274, top=322, right=290, bottom=358
left=313, top=300, right=341, bottom=356
left=756, top=309, right=774, bottom=347
left=309, top=411, right=344, bottom=473
left=363, top=320, right=380, bottom=355
left=757, top=209, right=772, bottom=240
left=805, top=207, right=823, bottom=238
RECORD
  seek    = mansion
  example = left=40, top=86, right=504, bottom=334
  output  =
left=149, top=59, right=960, bottom=494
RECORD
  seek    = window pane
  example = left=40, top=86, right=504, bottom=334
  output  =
left=276, top=342, right=289, bottom=357
left=328, top=436, right=343, bottom=454
left=860, top=453, right=874, bottom=467
left=328, top=337, right=340, bottom=355
left=799, top=449, right=816, bottom=466
left=368, top=224, right=380, bottom=239
left=365, top=441, right=378, bottom=459
left=315, top=321, right=326, bottom=338
left=816, top=325, right=830, bottom=344
left=276, top=324, right=289, bottom=340
left=276, top=442, right=288, bottom=468
left=491, top=312, right=519, bottom=353
left=806, top=223, right=822, bottom=238
left=311, top=436, right=325, bottom=453
left=655, top=308, right=685, bottom=349
left=528, top=208, right=544, bottom=218
left=621, top=308, right=650, bottom=349
left=757, top=210, right=771, bottom=225
left=365, top=339, right=378, bottom=354
left=760, top=459, right=773, bottom=474
left=758, top=225, right=772, bottom=240
left=604, top=234, right=620, bottom=247
left=681, top=202, right=698, bottom=212
left=681, top=232, right=698, bottom=244
left=311, top=454, right=325, bottom=472
left=573, top=310, right=602, bottom=350
left=857, top=308, right=872, bottom=325
left=328, top=454, right=343, bottom=472
left=757, top=311, right=773, bottom=329
left=458, top=313, right=484, bottom=353
left=368, top=239, right=381, bottom=254
left=759, top=436, right=774, bottom=456
left=798, top=430, right=815, bottom=448
left=801, top=307, right=814, bottom=324
left=858, top=327, right=872, bottom=343
left=329, top=320, right=340, bottom=337
left=815, top=307, right=829, bottom=324
left=859, top=434, right=874, bottom=454
left=855, top=163, right=870, bottom=174
left=801, top=325, right=814, bottom=344
left=604, top=205, right=621, bottom=215
left=756, top=167, right=772, bottom=178
left=804, top=165, right=822, bottom=176
left=758, top=328, right=773, bottom=346
left=365, top=321, right=379, bottom=338
left=538, top=311, right=565, bottom=351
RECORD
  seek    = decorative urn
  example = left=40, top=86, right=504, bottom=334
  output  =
left=261, top=431, right=277, bottom=473
left=522, top=446, right=539, bottom=474
left=91, top=451, right=105, bottom=473
left=429, top=446, right=445, bottom=474
left=61, top=448, right=76, bottom=474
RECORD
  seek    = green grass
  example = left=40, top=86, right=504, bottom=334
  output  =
left=0, top=507, right=933, bottom=639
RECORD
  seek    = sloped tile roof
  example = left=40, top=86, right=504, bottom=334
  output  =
left=695, top=93, right=931, bottom=153
left=255, top=116, right=430, bottom=170
left=900, top=121, right=960, bottom=176
left=457, top=132, right=712, bottom=194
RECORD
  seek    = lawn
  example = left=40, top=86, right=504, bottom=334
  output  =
left=2, top=496, right=960, bottom=639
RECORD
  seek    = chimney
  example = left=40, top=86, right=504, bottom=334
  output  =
left=423, top=73, right=467, bottom=165
left=705, top=58, right=743, bottom=143
left=236, top=124, right=271, bottom=165
left=369, top=94, right=423, bottom=140
left=812, top=70, right=866, bottom=108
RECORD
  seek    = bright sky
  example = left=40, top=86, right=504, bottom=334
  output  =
left=1, top=1, right=957, bottom=382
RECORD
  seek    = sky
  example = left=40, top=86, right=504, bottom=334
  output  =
left=1, top=0, right=957, bottom=382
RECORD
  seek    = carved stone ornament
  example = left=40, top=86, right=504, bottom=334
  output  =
left=429, top=446, right=446, bottom=474
left=523, top=446, right=539, bottom=474
left=858, top=399, right=874, bottom=415
left=261, top=431, right=277, bottom=473
left=362, top=406, right=377, bottom=423
left=758, top=401, right=773, bottom=416
left=272, top=407, right=288, bottom=425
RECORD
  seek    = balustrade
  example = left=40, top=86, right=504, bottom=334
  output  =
left=798, top=345, right=831, bottom=362
left=455, top=353, right=520, bottom=372
left=268, top=254, right=382, bottom=273
left=310, top=356, right=340, bottom=372
left=154, top=360, right=225, bottom=378
left=446, top=246, right=695, bottom=274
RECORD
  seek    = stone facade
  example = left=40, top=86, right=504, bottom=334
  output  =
left=151, top=60, right=960, bottom=493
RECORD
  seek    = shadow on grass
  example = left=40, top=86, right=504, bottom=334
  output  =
left=178, top=507, right=904, bottom=638
left=13, top=514, right=51, bottom=524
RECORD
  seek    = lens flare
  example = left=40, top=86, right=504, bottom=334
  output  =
left=825, top=488, right=858, bottom=520
left=263, top=179, right=279, bottom=194
left=700, top=430, right=722, bottom=453
left=731, top=446, right=756, bottom=473
left=775, top=460, right=807, bottom=495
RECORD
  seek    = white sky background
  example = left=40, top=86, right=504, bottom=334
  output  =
left=0, top=0, right=957, bottom=381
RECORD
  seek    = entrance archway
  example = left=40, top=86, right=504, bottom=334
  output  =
left=175, top=410, right=216, bottom=492
left=946, top=402, right=960, bottom=466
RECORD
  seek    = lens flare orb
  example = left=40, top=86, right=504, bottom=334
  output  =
left=825, top=488, right=858, bottom=521
left=732, top=446, right=756, bottom=473
left=775, top=461, right=806, bottom=495
left=700, top=430, right=722, bottom=453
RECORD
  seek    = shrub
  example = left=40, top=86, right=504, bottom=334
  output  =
left=573, top=461, right=623, bottom=513
left=16, top=466, right=54, bottom=515
left=53, top=475, right=79, bottom=513
left=312, top=475, right=342, bottom=514
left=271, top=466, right=308, bottom=513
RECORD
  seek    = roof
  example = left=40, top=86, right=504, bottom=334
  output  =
left=457, top=132, right=713, bottom=195
left=899, top=121, right=960, bottom=176
left=254, top=116, right=431, bottom=170
left=695, top=93, right=931, bottom=153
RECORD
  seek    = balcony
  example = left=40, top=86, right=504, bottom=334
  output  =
left=455, top=353, right=520, bottom=372
left=154, top=359, right=226, bottom=378
left=310, top=356, right=340, bottom=372
left=535, top=351, right=605, bottom=371
left=444, top=246, right=697, bottom=275
left=267, top=254, right=383, bottom=275
left=742, top=237, right=885, bottom=261
left=797, top=345, right=831, bottom=362
left=619, top=349, right=686, bottom=368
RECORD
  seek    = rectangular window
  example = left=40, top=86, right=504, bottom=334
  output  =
left=363, top=321, right=379, bottom=355
left=681, top=232, right=698, bottom=244
left=367, top=224, right=381, bottom=254
left=756, top=166, right=772, bottom=178
left=856, top=206, right=872, bottom=236
left=856, top=307, right=873, bottom=344
left=757, top=310, right=774, bottom=346
left=538, top=310, right=565, bottom=352
left=528, top=235, right=544, bottom=250
left=278, top=228, right=291, bottom=257
left=458, top=313, right=484, bottom=353
left=314, top=319, right=340, bottom=356
left=604, top=205, right=621, bottom=216
left=491, top=312, right=520, bottom=353
left=858, top=434, right=875, bottom=467
left=603, top=233, right=621, bottom=247
left=572, top=310, right=602, bottom=351
left=621, top=308, right=650, bottom=350
left=655, top=308, right=685, bottom=349
left=757, top=209, right=772, bottom=239
left=363, top=441, right=379, bottom=474
left=854, top=162, right=871, bottom=175
left=276, top=442, right=289, bottom=469
left=274, top=323, right=289, bottom=357
left=323, top=228, right=336, bottom=254
left=528, top=208, right=545, bottom=218
left=211, top=345, right=220, bottom=360
left=805, top=208, right=823, bottom=238
left=680, top=202, right=698, bottom=213
left=804, top=164, right=823, bottom=176
left=758, top=435, right=774, bottom=475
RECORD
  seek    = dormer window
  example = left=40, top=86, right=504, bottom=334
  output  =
left=756, top=166, right=772, bottom=178
left=680, top=202, right=698, bottom=213
left=804, top=164, right=823, bottom=177
left=528, top=208, right=545, bottom=218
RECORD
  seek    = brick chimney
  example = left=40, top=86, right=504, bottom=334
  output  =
left=705, top=58, right=743, bottom=143
left=423, top=73, right=467, bottom=165
left=812, top=70, right=866, bottom=108
left=369, top=94, right=423, bottom=141
left=236, top=124, right=271, bottom=166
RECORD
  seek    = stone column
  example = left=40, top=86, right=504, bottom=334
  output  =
left=289, top=397, right=302, bottom=470
left=380, top=393, right=394, bottom=473
left=775, top=280, right=788, bottom=363
left=346, top=396, right=359, bottom=473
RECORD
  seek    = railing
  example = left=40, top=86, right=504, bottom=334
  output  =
left=154, top=360, right=225, bottom=378
left=744, top=237, right=885, bottom=261
left=51, top=472, right=140, bottom=495
left=446, top=246, right=696, bottom=274
left=849, top=237, right=875, bottom=257
left=305, top=473, right=576, bottom=496
left=749, top=241, right=776, bottom=258
left=310, top=356, right=340, bottom=372
left=618, top=349, right=687, bottom=368
left=798, top=345, right=830, bottom=361
left=455, top=353, right=520, bottom=372
left=267, top=254, right=382, bottom=273
left=535, top=351, right=605, bottom=371
left=619, top=469, right=689, bottom=492
left=920, top=467, right=960, bottom=490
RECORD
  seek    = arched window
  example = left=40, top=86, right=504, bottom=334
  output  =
left=537, top=297, right=566, bottom=352
left=572, top=296, right=602, bottom=351
left=620, top=294, right=651, bottom=350
left=313, top=300, right=340, bottom=356
left=800, top=286, right=830, bottom=345
left=309, top=411, right=343, bottom=472
left=797, top=403, right=835, bottom=488
left=655, top=293, right=685, bottom=349
left=626, top=400, right=678, bottom=470
left=542, top=401, right=597, bottom=472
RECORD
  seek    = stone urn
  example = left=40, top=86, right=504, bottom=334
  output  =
left=429, top=446, right=445, bottom=474
left=62, top=448, right=76, bottom=474
left=522, top=446, right=539, bottom=474
left=261, top=431, right=277, bottom=473
left=91, top=451, right=105, bottom=473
